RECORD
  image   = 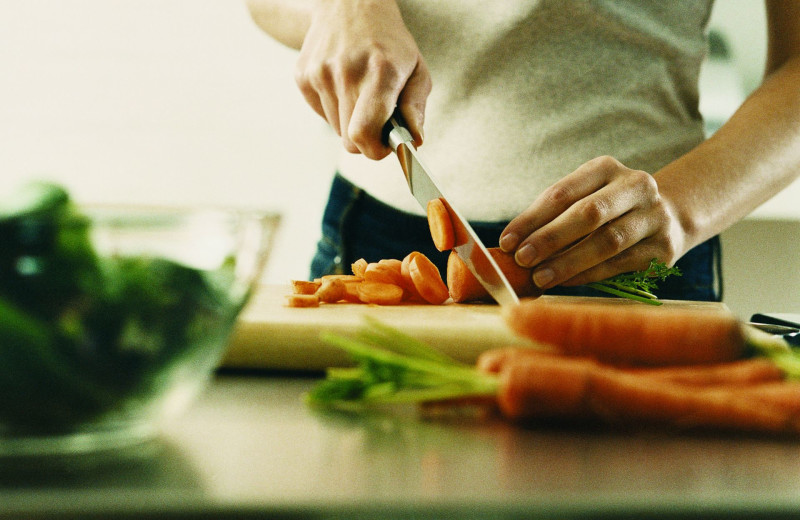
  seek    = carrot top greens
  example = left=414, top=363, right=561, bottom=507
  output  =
left=586, top=259, right=681, bottom=305
left=305, top=316, right=498, bottom=408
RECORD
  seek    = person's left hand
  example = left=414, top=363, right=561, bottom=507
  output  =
left=498, top=156, right=686, bottom=289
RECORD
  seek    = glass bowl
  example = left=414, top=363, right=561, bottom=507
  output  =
left=0, top=186, right=278, bottom=455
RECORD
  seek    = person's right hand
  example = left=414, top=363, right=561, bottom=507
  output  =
left=295, top=0, right=431, bottom=159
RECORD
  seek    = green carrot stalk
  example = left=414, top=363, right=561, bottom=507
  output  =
left=305, top=322, right=498, bottom=408
left=586, top=259, right=681, bottom=305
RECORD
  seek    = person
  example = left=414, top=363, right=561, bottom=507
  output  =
left=246, top=0, right=800, bottom=301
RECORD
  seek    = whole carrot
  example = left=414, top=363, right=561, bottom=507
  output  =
left=477, top=347, right=784, bottom=387
left=624, top=358, right=785, bottom=386
left=490, top=352, right=800, bottom=434
left=504, top=299, right=746, bottom=366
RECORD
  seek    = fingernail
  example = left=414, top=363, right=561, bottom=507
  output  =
left=515, top=244, right=536, bottom=267
left=533, top=268, right=554, bottom=288
left=499, top=233, right=518, bottom=252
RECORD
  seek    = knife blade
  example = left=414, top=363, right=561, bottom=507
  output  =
left=382, top=112, right=519, bottom=307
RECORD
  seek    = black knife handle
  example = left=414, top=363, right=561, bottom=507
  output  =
left=381, top=108, right=408, bottom=147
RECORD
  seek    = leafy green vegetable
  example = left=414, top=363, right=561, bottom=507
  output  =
left=586, top=259, right=681, bottom=305
left=306, top=317, right=498, bottom=409
left=0, top=181, right=243, bottom=434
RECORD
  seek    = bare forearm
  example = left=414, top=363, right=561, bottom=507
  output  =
left=245, top=0, right=313, bottom=49
left=655, top=54, right=800, bottom=249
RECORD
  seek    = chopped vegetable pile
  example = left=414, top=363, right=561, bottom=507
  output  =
left=0, top=182, right=243, bottom=434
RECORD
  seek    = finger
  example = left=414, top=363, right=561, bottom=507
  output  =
left=499, top=156, right=623, bottom=253
left=559, top=243, right=666, bottom=287
left=295, top=61, right=343, bottom=138
left=512, top=179, right=646, bottom=270
left=348, top=58, right=416, bottom=159
left=294, top=66, right=326, bottom=121
left=396, top=58, right=432, bottom=146
left=348, top=91, right=394, bottom=160
left=337, top=89, right=360, bottom=154
left=529, top=210, right=656, bottom=289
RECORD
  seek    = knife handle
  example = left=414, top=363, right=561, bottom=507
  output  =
left=381, top=109, right=413, bottom=150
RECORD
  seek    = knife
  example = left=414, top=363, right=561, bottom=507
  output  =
left=382, top=111, right=520, bottom=307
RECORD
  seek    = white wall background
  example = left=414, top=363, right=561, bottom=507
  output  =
left=0, top=1, right=797, bottom=318
left=0, top=0, right=338, bottom=284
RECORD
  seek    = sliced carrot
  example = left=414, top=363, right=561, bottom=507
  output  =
left=341, top=280, right=364, bottom=303
left=504, top=299, right=746, bottom=366
left=316, top=278, right=346, bottom=303
left=408, top=253, right=450, bottom=305
left=427, top=198, right=455, bottom=251
left=400, top=252, right=425, bottom=302
left=357, top=282, right=405, bottom=305
left=378, top=258, right=403, bottom=272
left=320, top=274, right=363, bottom=283
left=291, top=279, right=321, bottom=295
left=351, top=258, right=368, bottom=278
left=285, top=294, right=320, bottom=308
left=447, top=248, right=542, bottom=303
left=364, top=261, right=405, bottom=287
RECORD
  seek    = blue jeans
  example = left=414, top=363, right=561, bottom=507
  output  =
left=310, top=174, right=722, bottom=301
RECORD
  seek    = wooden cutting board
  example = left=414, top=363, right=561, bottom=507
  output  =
left=220, top=284, right=730, bottom=371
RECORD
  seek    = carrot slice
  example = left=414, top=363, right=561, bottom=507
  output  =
left=341, top=280, right=364, bottom=303
left=316, top=278, right=347, bottom=303
left=357, top=282, right=405, bottom=305
left=408, top=253, right=450, bottom=305
left=285, top=294, right=320, bottom=308
left=364, top=261, right=405, bottom=287
left=291, top=280, right=321, bottom=295
left=427, top=198, right=455, bottom=251
left=320, top=274, right=362, bottom=283
left=447, top=248, right=541, bottom=303
left=504, top=299, right=746, bottom=366
left=351, top=258, right=368, bottom=278
left=400, top=252, right=425, bottom=302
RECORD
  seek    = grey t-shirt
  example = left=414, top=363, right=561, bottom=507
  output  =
left=337, top=0, right=714, bottom=221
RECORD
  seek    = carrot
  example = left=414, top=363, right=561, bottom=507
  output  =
left=351, top=258, right=368, bottom=278
left=400, top=252, right=425, bottom=301
left=285, top=293, right=320, bottom=308
left=478, top=348, right=784, bottom=387
left=316, top=278, right=346, bottom=303
left=357, top=282, right=405, bottom=305
left=407, top=252, right=450, bottom=304
left=427, top=198, right=455, bottom=251
left=625, top=358, right=785, bottom=386
left=341, top=280, right=363, bottom=303
left=504, top=299, right=746, bottom=366
left=319, top=274, right=362, bottom=283
left=447, top=248, right=542, bottom=303
left=291, top=279, right=321, bottom=295
left=492, top=352, right=800, bottom=434
left=364, top=260, right=405, bottom=287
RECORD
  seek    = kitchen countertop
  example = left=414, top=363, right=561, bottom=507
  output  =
left=4, top=372, right=800, bottom=519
